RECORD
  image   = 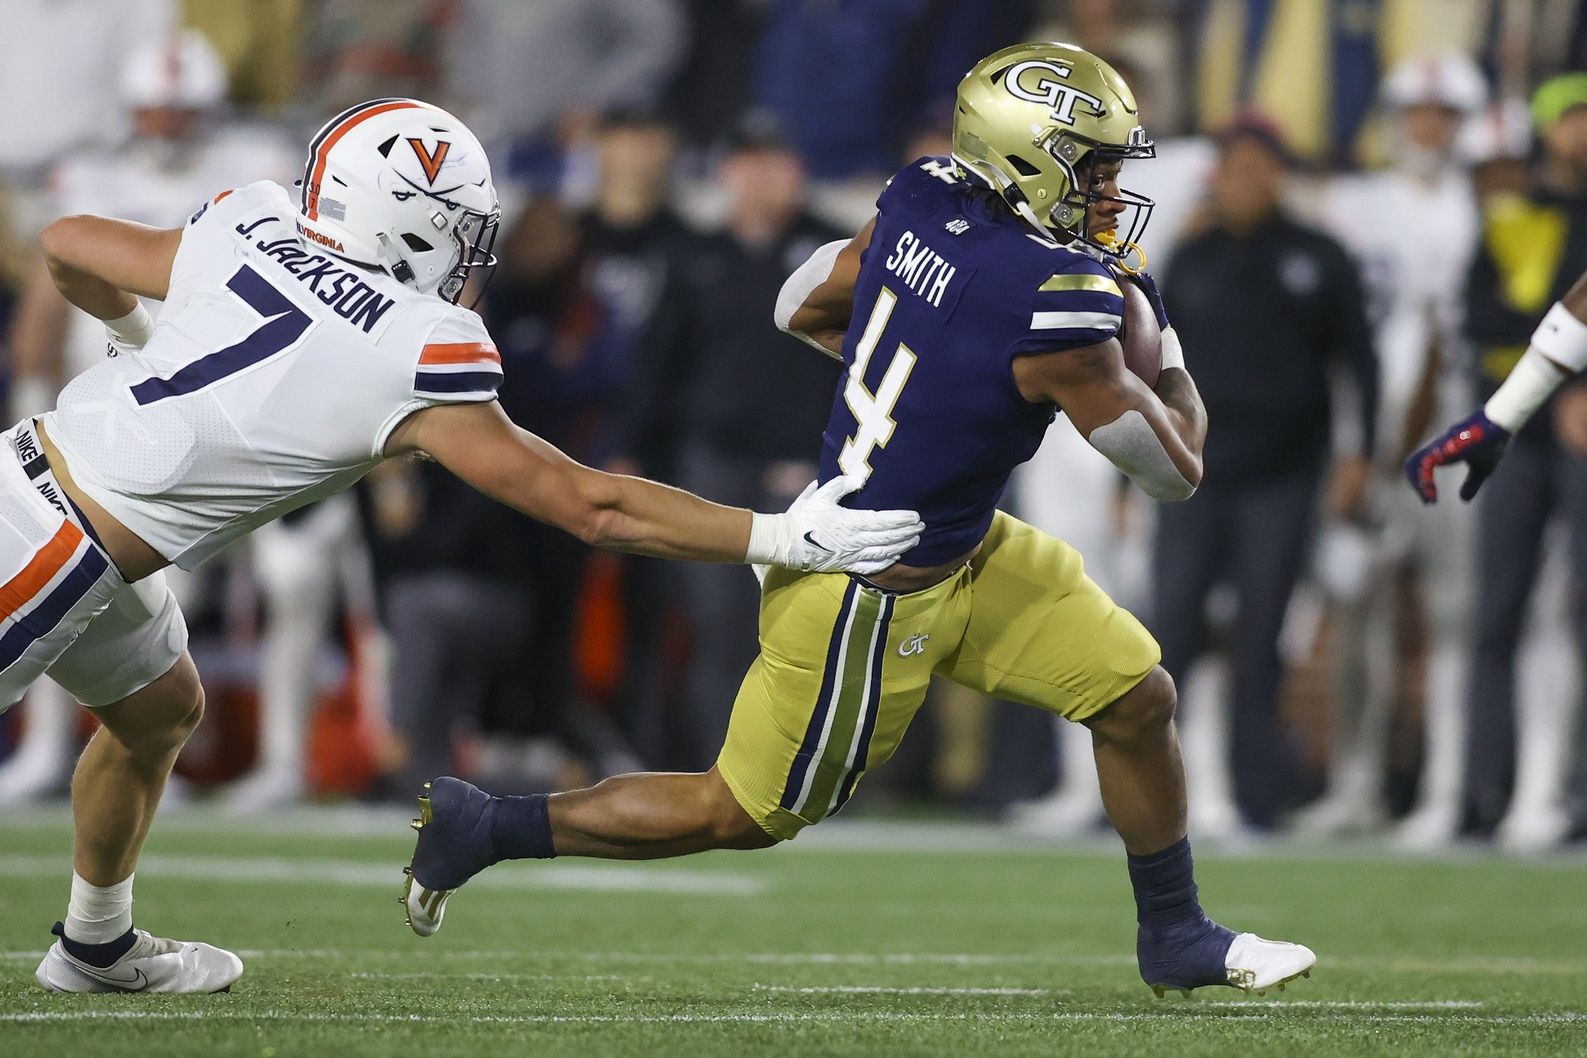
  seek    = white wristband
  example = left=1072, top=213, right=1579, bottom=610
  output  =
left=1484, top=346, right=1570, bottom=431
left=105, top=303, right=154, bottom=347
left=745, top=511, right=789, bottom=566
left=1159, top=325, right=1185, bottom=372
left=1530, top=301, right=1587, bottom=372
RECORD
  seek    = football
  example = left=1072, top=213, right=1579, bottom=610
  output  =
left=1117, top=275, right=1162, bottom=388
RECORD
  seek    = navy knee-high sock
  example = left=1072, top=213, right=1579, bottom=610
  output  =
left=488, top=793, right=557, bottom=862
left=1126, top=837, right=1209, bottom=936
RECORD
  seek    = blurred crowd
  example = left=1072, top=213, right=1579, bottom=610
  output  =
left=3, top=0, right=1587, bottom=852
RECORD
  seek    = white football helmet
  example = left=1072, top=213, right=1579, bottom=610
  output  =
left=1381, top=52, right=1486, bottom=114
left=296, top=98, right=499, bottom=304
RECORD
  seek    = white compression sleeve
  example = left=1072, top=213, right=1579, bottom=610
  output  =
left=1484, top=303, right=1587, bottom=430
left=1159, top=326, right=1185, bottom=372
left=774, top=238, right=847, bottom=359
left=1087, top=410, right=1196, bottom=502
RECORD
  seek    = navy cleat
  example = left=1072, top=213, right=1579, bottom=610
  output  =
left=401, top=777, right=497, bottom=937
left=1140, top=918, right=1316, bottom=997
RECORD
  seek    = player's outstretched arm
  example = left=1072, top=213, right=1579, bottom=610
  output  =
left=39, top=215, right=181, bottom=327
left=388, top=402, right=922, bottom=571
left=1406, top=278, right=1587, bottom=503
left=775, top=219, right=875, bottom=359
left=1013, top=339, right=1206, bottom=502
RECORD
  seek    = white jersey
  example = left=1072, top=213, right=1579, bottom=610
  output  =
left=1319, top=167, right=1479, bottom=445
left=43, top=180, right=501, bottom=570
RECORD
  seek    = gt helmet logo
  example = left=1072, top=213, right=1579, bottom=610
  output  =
left=1003, top=59, right=1105, bottom=126
left=407, top=138, right=452, bottom=185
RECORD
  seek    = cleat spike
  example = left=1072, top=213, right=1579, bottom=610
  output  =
left=403, top=866, right=412, bottom=876
left=410, top=819, right=423, bottom=832
left=1151, top=985, right=1166, bottom=998
left=1278, top=983, right=1286, bottom=992
left=1178, top=989, right=1191, bottom=999
left=1302, top=970, right=1311, bottom=979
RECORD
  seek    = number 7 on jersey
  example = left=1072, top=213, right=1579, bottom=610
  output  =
left=131, top=265, right=314, bottom=405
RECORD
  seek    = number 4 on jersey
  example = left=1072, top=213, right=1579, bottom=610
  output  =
left=839, top=287, right=916, bottom=483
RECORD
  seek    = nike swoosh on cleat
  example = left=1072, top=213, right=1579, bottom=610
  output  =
left=802, top=531, right=831, bottom=553
left=68, top=961, right=148, bottom=990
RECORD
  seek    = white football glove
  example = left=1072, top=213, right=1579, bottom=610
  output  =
left=746, top=475, right=922, bottom=575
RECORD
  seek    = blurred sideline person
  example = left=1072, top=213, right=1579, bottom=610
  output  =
left=0, top=31, right=298, bottom=805
left=17, top=96, right=919, bottom=994
left=1407, top=74, right=1587, bottom=849
left=576, top=110, right=697, bottom=764
left=408, top=44, right=1316, bottom=999
left=1156, top=116, right=1379, bottom=832
left=0, top=0, right=175, bottom=253
left=1300, top=53, right=1485, bottom=842
left=621, top=115, right=846, bottom=768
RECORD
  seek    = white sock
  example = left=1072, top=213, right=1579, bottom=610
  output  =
left=64, top=871, right=134, bottom=944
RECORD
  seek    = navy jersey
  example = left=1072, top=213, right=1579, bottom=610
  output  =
left=817, top=157, right=1127, bottom=565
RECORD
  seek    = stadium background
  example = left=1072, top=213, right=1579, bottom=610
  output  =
left=2, top=1, right=1586, bottom=1055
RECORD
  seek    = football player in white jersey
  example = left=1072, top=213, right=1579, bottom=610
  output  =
left=16, top=97, right=922, bottom=994
left=1302, top=52, right=1485, bottom=842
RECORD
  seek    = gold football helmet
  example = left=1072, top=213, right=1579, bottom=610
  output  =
left=952, top=42, right=1154, bottom=262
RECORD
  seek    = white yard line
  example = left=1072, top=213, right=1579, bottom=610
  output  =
left=5, top=809, right=1584, bottom=867
left=0, top=1010, right=1581, bottom=1026
left=754, top=985, right=1059, bottom=996
left=0, top=854, right=765, bottom=897
left=4, top=947, right=1585, bottom=979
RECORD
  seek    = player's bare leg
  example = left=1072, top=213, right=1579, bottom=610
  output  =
left=1085, top=666, right=1188, bottom=855
left=72, top=656, right=203, bottom=886
left=403, top=767, right=771, bottom=935
left=36, top=653, right=244, bottom=993
left=1085, top=665, right=1315, bottom=996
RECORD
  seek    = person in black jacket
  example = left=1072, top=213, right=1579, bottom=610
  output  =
left=622, top=116, right=843, bottom=767
left=1155, top=117, right=1379, bottom=830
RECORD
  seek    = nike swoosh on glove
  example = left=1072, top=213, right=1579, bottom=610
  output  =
left=1404, top=409, right=1510, bottom=504
left=746, top=475, right=923, bottom=575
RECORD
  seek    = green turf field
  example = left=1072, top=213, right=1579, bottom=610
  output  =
left=1, top=808, right=1583, bottom=1057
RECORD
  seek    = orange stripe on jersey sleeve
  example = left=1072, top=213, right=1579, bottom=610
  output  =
left=0, top=521, right=84, bottom=621
left=419, top=342, right=501, bottom=367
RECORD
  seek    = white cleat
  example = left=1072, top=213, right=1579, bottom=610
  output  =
left=400, top=785, right=453, bottom=938
left=1223, top=932, right=1316, bottom=995
left=36, top=929, right=244, bottom=994
left=401, top=865, right=454, bottom=938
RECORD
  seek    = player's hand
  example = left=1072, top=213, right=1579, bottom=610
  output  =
left=1404, top=409, right=1510, bottom=504
left=752, top=475, right=922, bottom=575
left=1130, top=270, right=1169, bottom=331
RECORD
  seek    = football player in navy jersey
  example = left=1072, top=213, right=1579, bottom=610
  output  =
left=409, top=43, right=1316, bottom=997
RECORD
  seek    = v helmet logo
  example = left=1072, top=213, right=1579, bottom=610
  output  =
left=407, top=138, right=451, bottom=185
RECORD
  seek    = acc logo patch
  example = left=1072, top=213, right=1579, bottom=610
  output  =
left=407, top=138, right=451, bottom=185
left=1004, top=60, right=1105, bottom=126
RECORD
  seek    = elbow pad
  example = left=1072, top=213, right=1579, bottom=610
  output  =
left=1087, top=410, right=1196, bottom=502
left=774, top=238, right=846, bottom=334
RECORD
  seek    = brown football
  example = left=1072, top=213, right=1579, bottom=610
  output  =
left=1117, top=276, right=1161, bottom=389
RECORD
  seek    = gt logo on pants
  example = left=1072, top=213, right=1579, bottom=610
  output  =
left=898, top=632, right=931, bottom=657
